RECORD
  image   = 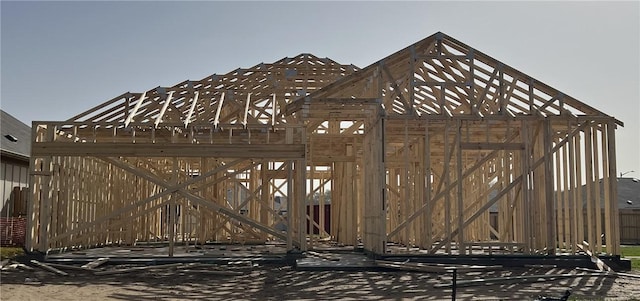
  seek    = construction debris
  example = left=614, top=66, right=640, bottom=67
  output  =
left=578, top=241, right=613, bottom=272
left=375, top=260, right=501, bottom=273
left=306, top=251, right=340, bottom=261
left=42, top=262, right=100, bottom=272
left=81, top=257, right=109, bottom=269
left=93, top=263, right=186, bottom=276
left=575, top=267, right=640, bottom=279
left=434, top=272, right=608, bottom=288
left=30, top=260, right=69, bottom=276
left=1, top=262, right=34, bottom=271
left=177, top=266, right=244, bottom=276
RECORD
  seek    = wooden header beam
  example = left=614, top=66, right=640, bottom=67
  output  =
left=32, top=142, right=305, bottom=158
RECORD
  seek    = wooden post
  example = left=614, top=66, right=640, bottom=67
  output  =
left=561, top=141, right=572, bottom=252
left=287, top=160, right=293, bottom=251
left=602, top=125, right=611, bottom=253
left=444, top=119, right=452, bottom=254
left=403, top=120, right=410, bottom=247
left=261, top=162, right=270, bottom=241
left=424, top=120, right=432, bottom=250
left=575, top=133, right=584, bottom=249
left=26, top=146, right=38, bottom=251
left=296, top=158, right=307, bottom=251
left=585, top=125, right=595, bottom=253
left=543, top=119, right=556, bottom=254
left=38, top=126, right=55, bottom=252
left=521, top=121, right=532, bottom=253
left=363, top=114, right=385, bottom=255
left=593, top=124, right=602, bottom=254
left=308, top=163, right=314, bottom=249
left=555, top=143, right=565, bottom=250
left=606, top=121, right=620, bottom=255
left=169, top=157, right=177, bottom=257
left=567, top=124, right=577, bottom=254
left=456, top=120, right=465, bottom=254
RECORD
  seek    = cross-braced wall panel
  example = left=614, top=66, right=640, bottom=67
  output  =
left=380, top=118, right=619, bottom=256
left=28, top=123, right=310, bottom=254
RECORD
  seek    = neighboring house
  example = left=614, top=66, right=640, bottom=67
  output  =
left=0, top=110, right=30, bottom=246
left=1, top=110, right=30, bottom=216
left=617, top=177, right=640, bottom=209
left=616, top=177, right=640, bottom=244
left=577, top=177, right=640, bottom=244
left=488, top=177, right=640, bottom=244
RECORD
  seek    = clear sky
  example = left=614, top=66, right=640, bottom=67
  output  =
left=1, top=1, right=639, bottom=175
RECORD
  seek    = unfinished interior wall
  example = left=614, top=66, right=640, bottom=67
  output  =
left=29, top=124, right=309, bottom=253
left=28, top=33, right=622, bottom=257
left=377, top=118, right=620, bottom=256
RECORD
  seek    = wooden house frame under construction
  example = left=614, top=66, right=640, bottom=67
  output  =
left=27, top=32, right=623, bottom=257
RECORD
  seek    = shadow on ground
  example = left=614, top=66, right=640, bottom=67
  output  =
left=1, top=262, right=626, bottom=301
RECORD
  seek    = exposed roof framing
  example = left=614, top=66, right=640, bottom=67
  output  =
left=287, top=32, right=621, bottom=125
left=67, top=54, right=358, bottom=127
left=28, top=32, right=623, bottom=258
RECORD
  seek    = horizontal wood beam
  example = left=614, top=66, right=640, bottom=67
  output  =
left=460, top=142, right=524, bottom=150
left=32, top=142, right=305, bottom=158
left=383, top=114, right=619, bottom=123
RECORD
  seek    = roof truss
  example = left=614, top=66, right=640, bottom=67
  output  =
left=67, top=54, right=358, bottom=128
left=288, top=32, right=621, bottom=125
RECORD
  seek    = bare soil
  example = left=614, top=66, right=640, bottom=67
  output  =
left=2, top=263, right=640, bottom=300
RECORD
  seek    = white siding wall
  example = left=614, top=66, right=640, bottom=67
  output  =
left=1, top=160, right=29, bottom=217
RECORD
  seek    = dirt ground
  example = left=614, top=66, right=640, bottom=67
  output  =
left=1, top=263, right=640, bottom=301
